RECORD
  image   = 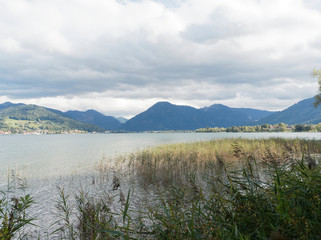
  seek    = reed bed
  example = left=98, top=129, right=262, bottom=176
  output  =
left=2, top=138, right=321, bottom=239
left=56, top=138, right=320, bottom=240
left=125, top=138, right=321, bottom=188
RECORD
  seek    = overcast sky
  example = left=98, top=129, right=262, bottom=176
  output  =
left=1, top=0, right=321, bottom=118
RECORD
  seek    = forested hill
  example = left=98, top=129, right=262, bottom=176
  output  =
left=120, top=102, right=274, bottom=131
left=259, top=97, right=321, bottom=125
left=0, top=104, right=104, bottom=133
left=65, top=110, right=122, bottom=130
left=1, top=96, right=320, bottom=133
left=0, top=102, right=24, bottom=110
left=120, top=97, right=321, bottom=131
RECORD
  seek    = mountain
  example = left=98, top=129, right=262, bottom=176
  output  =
left=1, top=96, right=319, bottom=133
left=259, top=97, right=321, bottom=125
left=201, top=104, right=273, bottom=126
left=120, top=102, right=201, bottom=131
left=232, top=108, right=273, bottom=121
left=0, top=102, right=24, bottom=110
left=0, top=104, right=104, bottom=133
left=65, top=110, right=122, bottom=130
left=121, top=102, right=274, bottom=131
left=45, top=107, right=67, bottom=116
left=115, top=117, right=128, bottom=124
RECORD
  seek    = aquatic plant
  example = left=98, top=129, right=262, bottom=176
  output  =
left=0, top=171, right=35, bottom=239
left=56, top=138, right=321, bottom=239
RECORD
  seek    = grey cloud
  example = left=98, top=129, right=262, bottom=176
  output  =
left=182, top=7, right=244, bottom=44
left=0, top=30, right=318, bottom=101
left=0, top=0, right=321, bottom=116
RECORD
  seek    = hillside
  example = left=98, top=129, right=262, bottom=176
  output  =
left=121, top=102, right=203, bottom=131
left=121, top=102, right=274, bottom=131
left=1, top=96, right=320, bottom=133
left=259, top=97, right=321, bottom=125
left=115, top=117, right=127, bottom=124
left=0, top=105, right=104, bottom=133
left=65, top=110, right=122, bottom=130
left=0, top=102, right=24, bottom=110
left=200, top=104, right=273, bottom=126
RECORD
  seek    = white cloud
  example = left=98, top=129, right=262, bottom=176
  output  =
left=0, top=38, right=22, bottom=53
left=0, top=0, right=321, bottom=116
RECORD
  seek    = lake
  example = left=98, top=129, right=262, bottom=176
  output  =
left=1, top=132, right=321, bottom=181
left=0, top=132, right=320, bottom=237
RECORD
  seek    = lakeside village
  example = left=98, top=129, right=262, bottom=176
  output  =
left=0, top=129, right=88, bottom=135
left=1, top=123, right=321, bottom=135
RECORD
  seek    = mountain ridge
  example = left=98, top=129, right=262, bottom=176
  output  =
left=0, top=104, right=104, bottom=133
left=121, top=101, right=275, bottom=131
left=64, top=109, right=122, bottom=130
left=1, top=96, right=320, bottom=133
left=259, top=97, right=321, bottom=125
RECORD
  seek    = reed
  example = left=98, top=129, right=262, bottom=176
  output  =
left=3, top=138, right=320, bottom=239
left=56, top=138, right=321, bottom=239
left=125, top=138, right=321, bottom=188
left=0, top=170, right=35, bottom=239
left=146, top=154, right=321, bottom=239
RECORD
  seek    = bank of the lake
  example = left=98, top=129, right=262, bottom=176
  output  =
left=1, top=133, right=321, bottom=239
left=1, top=132, right=321, bottom=181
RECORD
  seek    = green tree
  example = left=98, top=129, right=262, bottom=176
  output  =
left=277, top=123, right=287, bottom=132
left=313, top=69, right=321, bottom=107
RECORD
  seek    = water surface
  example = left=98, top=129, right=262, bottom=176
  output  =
left=1, top=132, right=320, bottom=181
left=0, top=132, right=320, bottom=237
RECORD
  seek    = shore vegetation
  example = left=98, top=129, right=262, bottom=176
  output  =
left=2, top=138, right=321, bottom=239
left=196, top=123, right=321, bottom=133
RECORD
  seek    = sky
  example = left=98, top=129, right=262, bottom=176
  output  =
left=1, top=0, right=321, bottom=118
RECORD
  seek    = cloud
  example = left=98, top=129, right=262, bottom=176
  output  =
left=0, top=0, right=321, bottom=116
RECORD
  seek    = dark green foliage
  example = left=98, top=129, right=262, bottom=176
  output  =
left=0, top=172, right=35, bottom=239
left=0, top=121, right=9, bottom=129
left=294, top=124, right=312, bottom=132
left=75, top=192, right=119, bottom=239
left=0, top=194, right=34, bottom=239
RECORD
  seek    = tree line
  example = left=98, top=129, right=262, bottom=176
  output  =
left=196, top=123, right=321, bottom=133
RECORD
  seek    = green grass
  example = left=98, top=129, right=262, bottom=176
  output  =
left=5, top=118, right=41, bottom=129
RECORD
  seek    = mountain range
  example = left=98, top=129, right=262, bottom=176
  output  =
left=64, top=110, right=122, bottom=130
left=120, top=102, right=273, bottom=131
left=0, top=96, right=320, bottom=132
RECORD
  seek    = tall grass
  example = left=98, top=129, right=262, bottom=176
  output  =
left=2, top=138, right=320, bottom=239
left=125, top=138, right=321, bottom=188
left=54, top=138, right=321, bottom=239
